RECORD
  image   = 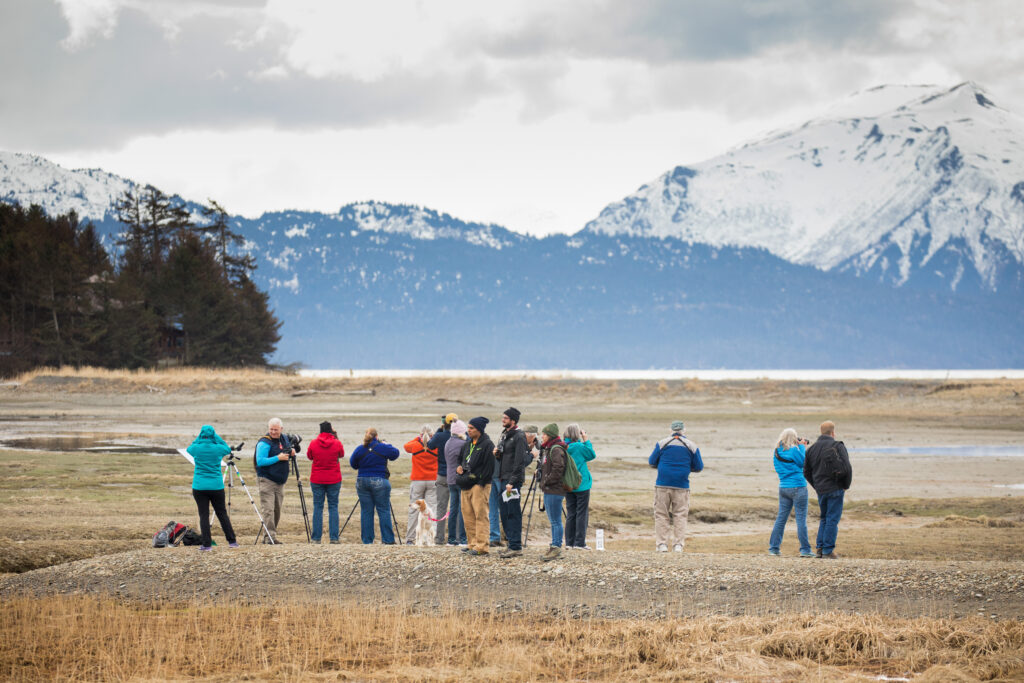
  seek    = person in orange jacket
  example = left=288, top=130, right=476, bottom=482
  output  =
left=404, top=425, right=439, bottom=544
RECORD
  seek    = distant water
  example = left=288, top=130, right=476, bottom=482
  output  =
left=852, top=445, right=1024, bottom=457
left=300, top=369, right=1024, bottom=380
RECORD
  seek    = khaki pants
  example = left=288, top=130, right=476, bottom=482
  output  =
left=654, top=486, right=689, bottom=549
left=461, top=484, right=491, bottom=553
left=258, top=477, right=285, bottom=541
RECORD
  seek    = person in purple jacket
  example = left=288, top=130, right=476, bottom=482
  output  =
left=349, top=428, right=400, bottom=544
left=442, top=420, right=469, bottom=546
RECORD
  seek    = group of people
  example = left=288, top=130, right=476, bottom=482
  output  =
left=185, top=412, right=851, bottom=559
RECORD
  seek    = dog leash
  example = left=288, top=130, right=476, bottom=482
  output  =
left=427, top=510, right=450, bottom=523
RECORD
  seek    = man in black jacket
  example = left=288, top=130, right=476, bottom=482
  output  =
left=804, top=420, right=853, bottom=558
left=494, top=407, right=528, bottom=558
left=427, top=413, right=456, bottom=545
left=457, top=417, right=495, bottom=556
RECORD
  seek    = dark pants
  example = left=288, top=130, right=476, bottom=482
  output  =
left=498, top=479, right=523, bottom=551
left=192, top=488, right=237, bottom=547
left=447, top=484, right=467, bottom=544
left=565, top=489, right=590, bottom=548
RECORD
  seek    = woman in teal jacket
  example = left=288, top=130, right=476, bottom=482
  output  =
left=187, top=425, right=238, bottom=551
left=563, top=423, right=597, bottom=549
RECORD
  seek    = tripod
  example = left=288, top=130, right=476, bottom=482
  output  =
left=222, top=444, right=276, bottom=545
left=521, top=467, right=540, bottom=545
left=290, top=455, right=312, bottom=543
left=339, top=488, right=402, bottom=542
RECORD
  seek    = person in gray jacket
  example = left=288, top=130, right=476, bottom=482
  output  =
left=443, top=420, right=468, bottom=545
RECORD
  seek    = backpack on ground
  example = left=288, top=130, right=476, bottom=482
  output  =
left=152, top=521, right=187, bottom=548
left=561, top=447, right=583, bottom=492
left=820, top=441, right=848, bottom=486
left=179, top=528, right=202, bottom=546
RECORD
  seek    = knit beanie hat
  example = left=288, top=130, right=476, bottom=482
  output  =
left=542, top=423, right=559, bottom=438
left=523, top=425, right=539, bottom=434
left=469, top=416, right=489, bottom=433
left=503, top=407, right=521, bottom=423
left=451, top=420, right=468, bottom=438
left=320, top=421, right=333, bottom=434
left=671, top=420, right=685, bottom=432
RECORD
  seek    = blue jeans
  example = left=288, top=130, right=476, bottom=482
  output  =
left=769, top=486, right=810, bottom=554
left=544, top=493, right=565, bottom=547
left=448, top=484, right=467, bottom=544
left=310, top=482, right=341, bottom=542
left=816, top=489, right=845, bottom=554
left=356, top=477, right=395, bottom=544
left=488, top=479, right=502, bottom=542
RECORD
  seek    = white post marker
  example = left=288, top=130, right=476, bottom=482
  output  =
left=596, top=528, right=605, bottom=551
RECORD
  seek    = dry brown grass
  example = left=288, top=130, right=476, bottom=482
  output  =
left=927, top=515, right=1020, bottom=529
left=1, top=596, right=1022, bottom=682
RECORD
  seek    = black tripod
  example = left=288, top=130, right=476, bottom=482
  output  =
left=222, top=444, right=276, bottom=545
left=522, top=466, right=540, bottom=545
left=290, top=455, right=312, bottom=543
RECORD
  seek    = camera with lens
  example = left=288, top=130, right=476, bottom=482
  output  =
left=285, top=433, right=303, bottom=454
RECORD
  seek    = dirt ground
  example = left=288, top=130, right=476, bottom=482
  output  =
left=1, top=373, right=1023, bottom=622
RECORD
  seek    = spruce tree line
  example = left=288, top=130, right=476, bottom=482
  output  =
left=0, top=187, right=280, bottom=376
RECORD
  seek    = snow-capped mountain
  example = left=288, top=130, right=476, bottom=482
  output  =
left=583, top=82, right=1024, bottom=292
left=0, top=152, right=136, bottom=223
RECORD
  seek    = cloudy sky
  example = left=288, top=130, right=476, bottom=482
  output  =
left=2, top=0, right=1021, bottom=235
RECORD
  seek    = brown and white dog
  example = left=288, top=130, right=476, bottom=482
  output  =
left=412, top=499, right=436, bottom=546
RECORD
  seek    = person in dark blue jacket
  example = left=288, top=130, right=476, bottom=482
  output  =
left=349, top=427, right=400, bottom=544
left=768, top=428, right=814, bottom=557
left=648, top=420, right=704, bottom=552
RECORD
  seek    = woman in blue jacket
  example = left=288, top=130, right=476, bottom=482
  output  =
left=187, top=425, right=238, bottom=551
left=563, top=423, right=597, bottom=549
left=349, top=428, right=400, bottom=544
left=769, top=428, right=813, bottom=557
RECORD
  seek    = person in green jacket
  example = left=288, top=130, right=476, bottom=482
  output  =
left=187, top=425, right=238, bottom=551
left=563, top=423, right=597, bottom=549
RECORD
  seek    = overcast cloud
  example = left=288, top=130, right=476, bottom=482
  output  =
left=1, top=0, right=1021, bottom=234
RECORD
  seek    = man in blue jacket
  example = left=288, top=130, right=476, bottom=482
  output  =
left=648, top=420, right=704, bottom=552
left=254, top=417, right=295, bottom=543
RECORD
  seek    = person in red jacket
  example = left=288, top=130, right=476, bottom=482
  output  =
left=404, top=425, right=438, bottom=544
left=306, top=420, right=345, bottom=544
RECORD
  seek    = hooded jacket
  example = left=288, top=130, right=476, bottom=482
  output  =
left=306, top=431, right=345, bottom=485
left=350, top=439, right=400, bottom=478
left=566, top=439, right=597, bottom=493
left=188, top=425, right=230, bottom=490
left=459, top=432, right=495, bottom=487
left=427, top=428, right=451, bottom=477
left=404, top=436, right=439, bottom=481
left=773, top=443, right=806, bottom=489
left=540, top=437, right=568, bottom=495
left=648, top=432, right=704, bottom=489
left=444, top=433, right=467, bottom=486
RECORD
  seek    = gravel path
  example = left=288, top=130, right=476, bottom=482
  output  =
left=3, top=544, right=1022, bottom=621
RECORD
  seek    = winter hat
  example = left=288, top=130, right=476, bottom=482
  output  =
left=444, top=413, right=458, bottom=425
left=542, top=423, right=559, bottom=438
left=503, top=407, right=521, bottom=423
left=451, top=420, right=468, bottom=439
left=671, top=420, right=685, bottom=432
left=469, top=416, right=489, bottom=433
left=319, top=421, right=333, bottom=434
left=524, top=425, right=539, bottom=435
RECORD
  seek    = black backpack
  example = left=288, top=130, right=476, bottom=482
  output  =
left=820, top=441, right=848, bottom=487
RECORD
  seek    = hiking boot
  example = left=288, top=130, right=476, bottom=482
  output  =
left=498, top=548, right=522, bottom=559
left=799, top=551, right=815, bottom=558
left=330, top=539, right=340, bottom=545
left=199, top=546, right=212, bottom=552
left=768, top=549, right=780, bottom=556
left=542, top=546, right=561, bottom=562
left=489, top=540, right=503, bottom=547
left=815, top=548, right=822, bottom=558
left=822, top=552, right=840, bottom=559
left=656, top=544, right=668, bottom=552
left=672, top=544, right=683, bottom=553
left=228, top=542, right=239, bottom=548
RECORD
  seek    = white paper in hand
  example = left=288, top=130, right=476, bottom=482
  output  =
left=501, top=488, right=520, bottom=502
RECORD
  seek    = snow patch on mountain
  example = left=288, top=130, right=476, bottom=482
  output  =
left=0, top=151, right=135, bottom=221
left=582, top=82, right=1024, bottom=290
